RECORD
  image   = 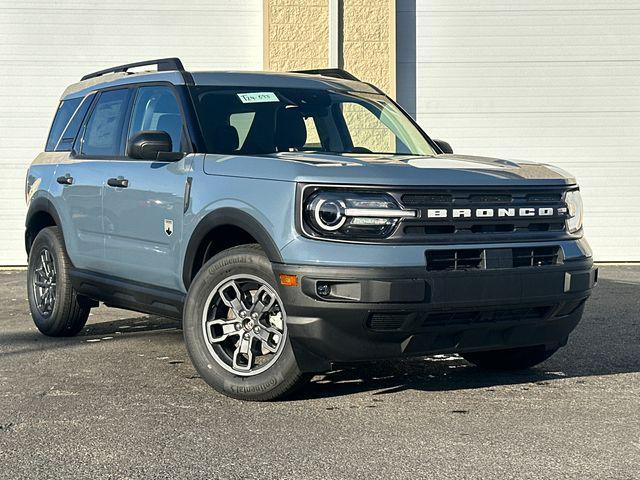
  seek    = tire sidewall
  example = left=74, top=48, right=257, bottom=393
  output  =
left=183, top=246, right=301, bottom=400
left=27, top=229, right=64, bottom=332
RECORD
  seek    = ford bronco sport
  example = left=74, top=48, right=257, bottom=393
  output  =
left=25, top=58, right=597, bottom=400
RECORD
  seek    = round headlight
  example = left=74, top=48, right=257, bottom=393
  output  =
left=314, top=198, right=346, bottom=231
left=565, top=189, right=583, bottom=234
left=303, top=189, right=417, bottom=239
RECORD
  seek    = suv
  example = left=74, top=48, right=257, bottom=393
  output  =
left=25, top=58, right=597, bottom=401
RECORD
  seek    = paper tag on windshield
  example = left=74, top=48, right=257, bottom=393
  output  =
left=237, top=92, right=279, bottom=104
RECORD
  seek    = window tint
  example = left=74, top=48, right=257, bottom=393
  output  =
left=54, top=94, right=94, bottom=152
left=191, top=87, right=435, bottom=156
left=81, top=89, right=130, bottom=157
left=45, top=98, right=81, bottom=151
left=128, top=86, right=184, bottom=153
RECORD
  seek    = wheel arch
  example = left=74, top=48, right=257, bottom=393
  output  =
left=182, top=208, right=283, bottom=291
left=25, top=197, right=63, bottom=256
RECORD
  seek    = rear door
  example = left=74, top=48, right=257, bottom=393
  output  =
left=57, top=89, right=131, bottom=273
left=102, top=84, right=191, bottom=291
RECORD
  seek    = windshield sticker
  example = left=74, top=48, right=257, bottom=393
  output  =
left=237, top=92, right=279, bottom=104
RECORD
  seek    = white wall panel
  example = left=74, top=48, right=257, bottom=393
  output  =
left=398, top=0, right=640, bottom=260
left=0, top=0, right=263, bottom=265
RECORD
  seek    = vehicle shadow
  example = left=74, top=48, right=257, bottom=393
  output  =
left=1, top=314, right=182, bottom=359
left=290, top=276, right=640, bottom=400
left=3, top=274, right=638, bottom=400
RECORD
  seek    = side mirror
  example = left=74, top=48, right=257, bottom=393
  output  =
left=127, top=130, right=184, bottom=161
left=434, top=139, right=453, bottom=155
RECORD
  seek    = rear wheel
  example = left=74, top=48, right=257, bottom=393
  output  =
left=183, top=244, right=309, bottom=401
left=461, top=345, right=560, bottom=370
left=27, top=227, right=90, bottom=336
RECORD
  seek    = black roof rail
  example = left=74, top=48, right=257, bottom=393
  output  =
left=80, top=57, right=193, bottom=84
left=291, top=68, right=360, bottom=82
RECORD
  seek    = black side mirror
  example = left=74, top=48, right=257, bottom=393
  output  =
left=434, top=139, right=453, bottom=155
left=127, top=130, right=183, bottom=161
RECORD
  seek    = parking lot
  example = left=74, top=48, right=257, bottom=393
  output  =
left=1, top=266, right=638, bottom=479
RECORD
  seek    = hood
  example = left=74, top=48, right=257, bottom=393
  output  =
left=203, top=152, right=576, bottom=187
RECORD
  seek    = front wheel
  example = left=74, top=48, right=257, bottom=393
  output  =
left=461, top=345, right=560, bottom=371
left=183, top=244, right=309, bottom=401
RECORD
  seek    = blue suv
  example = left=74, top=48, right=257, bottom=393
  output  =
left=25, top=58, right=597, bottom=400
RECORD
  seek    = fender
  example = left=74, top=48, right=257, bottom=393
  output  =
left=182, top=208, right=284, bottom=290
left=24, top=196, right=63, bottom=254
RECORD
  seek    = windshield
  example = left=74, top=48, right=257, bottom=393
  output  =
left=190, top=87, right=436, bottom=156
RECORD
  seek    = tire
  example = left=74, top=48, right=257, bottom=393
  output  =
left=183, top=244, right=309, bottom=401
left=461, top=345, right=560, bottom=371
left=27, top=226, right=90, bottom=337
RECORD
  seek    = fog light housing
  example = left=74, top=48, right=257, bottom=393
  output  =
left=316, top=282, right=331, bottom=297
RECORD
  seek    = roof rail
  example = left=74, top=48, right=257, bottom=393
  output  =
left=291, top=68, right=360, bottom=82
left=80, top=57, right=193, bottom=84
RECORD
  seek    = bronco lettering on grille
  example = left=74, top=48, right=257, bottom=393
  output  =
left=426, top=207, right=562, bottom=220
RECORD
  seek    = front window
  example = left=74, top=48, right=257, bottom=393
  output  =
left=190, top=87, right=435, bottom=156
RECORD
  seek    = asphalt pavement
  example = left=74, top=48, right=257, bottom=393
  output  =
left=1, top=266, right=639, bottom=479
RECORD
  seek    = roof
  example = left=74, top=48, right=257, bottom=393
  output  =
left=62, top=68, right=379, bottom=100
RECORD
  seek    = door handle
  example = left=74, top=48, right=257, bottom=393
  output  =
left=107, top=177, right=129, bottom=188
left=56, top=175, right=73, bottom=185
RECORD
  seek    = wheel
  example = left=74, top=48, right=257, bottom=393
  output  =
left=461, top=345, right=560, bottom=371
left=27, top=226, right=91, bottom=336
left=183, top=244, right=309, bottom=401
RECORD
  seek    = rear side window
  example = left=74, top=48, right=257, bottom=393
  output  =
left=81, top=89, right=130, bottom=157
left=54, top=94, right=94, bottom=152
left=45, top=98, right=81, bottom=151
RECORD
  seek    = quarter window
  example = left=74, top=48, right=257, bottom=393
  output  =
left=81, top=89, right=130, bottom=157
left=128, top=86, right=185, bottom=153
left=45, top=98, right=82, bottom=151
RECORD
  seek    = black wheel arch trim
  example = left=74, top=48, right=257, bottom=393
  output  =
left=25, top=197, right=64, bottom=255
left=182, top=208, right=284, bottom=290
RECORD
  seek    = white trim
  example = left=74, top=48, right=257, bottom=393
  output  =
left=328, top=0, right=340, bottom=68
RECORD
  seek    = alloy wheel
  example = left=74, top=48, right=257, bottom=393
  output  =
left=32, top=248, right=57, bottom=316
left=201, top=274, right=287, bottom=376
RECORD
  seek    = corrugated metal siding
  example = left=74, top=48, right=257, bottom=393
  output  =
left=398, top=0, right=640, bottom=261
left=0, top=0, right=263, bottom=265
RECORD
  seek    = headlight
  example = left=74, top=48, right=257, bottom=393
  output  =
left=565, top=189, right=583, bottom=234
left=303, top=189, right=417, bottom=239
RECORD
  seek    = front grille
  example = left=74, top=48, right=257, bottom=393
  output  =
left=366, top=306, right=556, bottom=332
left=512, top=246, right=560, bottom=267
left=426, top=246, right=561, bottom=271
left=389, top=186, right=571, bottom=244
left=426, top=249, right=484, bottom=271
left=367, top=312, right=409, bottom=331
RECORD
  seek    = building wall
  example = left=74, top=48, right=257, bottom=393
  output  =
left=342, top=0, right=395, bottom=97
left=263, top=0, right=397, bottom=153
left=0, top=0, right=263, bottom=265
left=263, top=0, right=329, bottom=70
left=397, top=0, right=640, bottom=261
left=342, top=0, right=396, bottom=152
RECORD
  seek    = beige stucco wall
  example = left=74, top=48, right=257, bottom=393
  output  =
left=263, top=0, right=329, bottom=71
left=263, top=0, right=396, bottom=152
left=342, top=0, right=396, bottom=152
left=342, top=0, right=395, bottom=97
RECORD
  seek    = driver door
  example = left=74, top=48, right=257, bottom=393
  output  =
left=102, top=85, right=191, bottom=291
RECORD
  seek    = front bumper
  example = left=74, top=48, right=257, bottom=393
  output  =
left=273, top=258, right=597, bottom=373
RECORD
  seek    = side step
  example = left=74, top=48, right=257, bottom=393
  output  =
left=70, top=269, right=185, bottom=319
